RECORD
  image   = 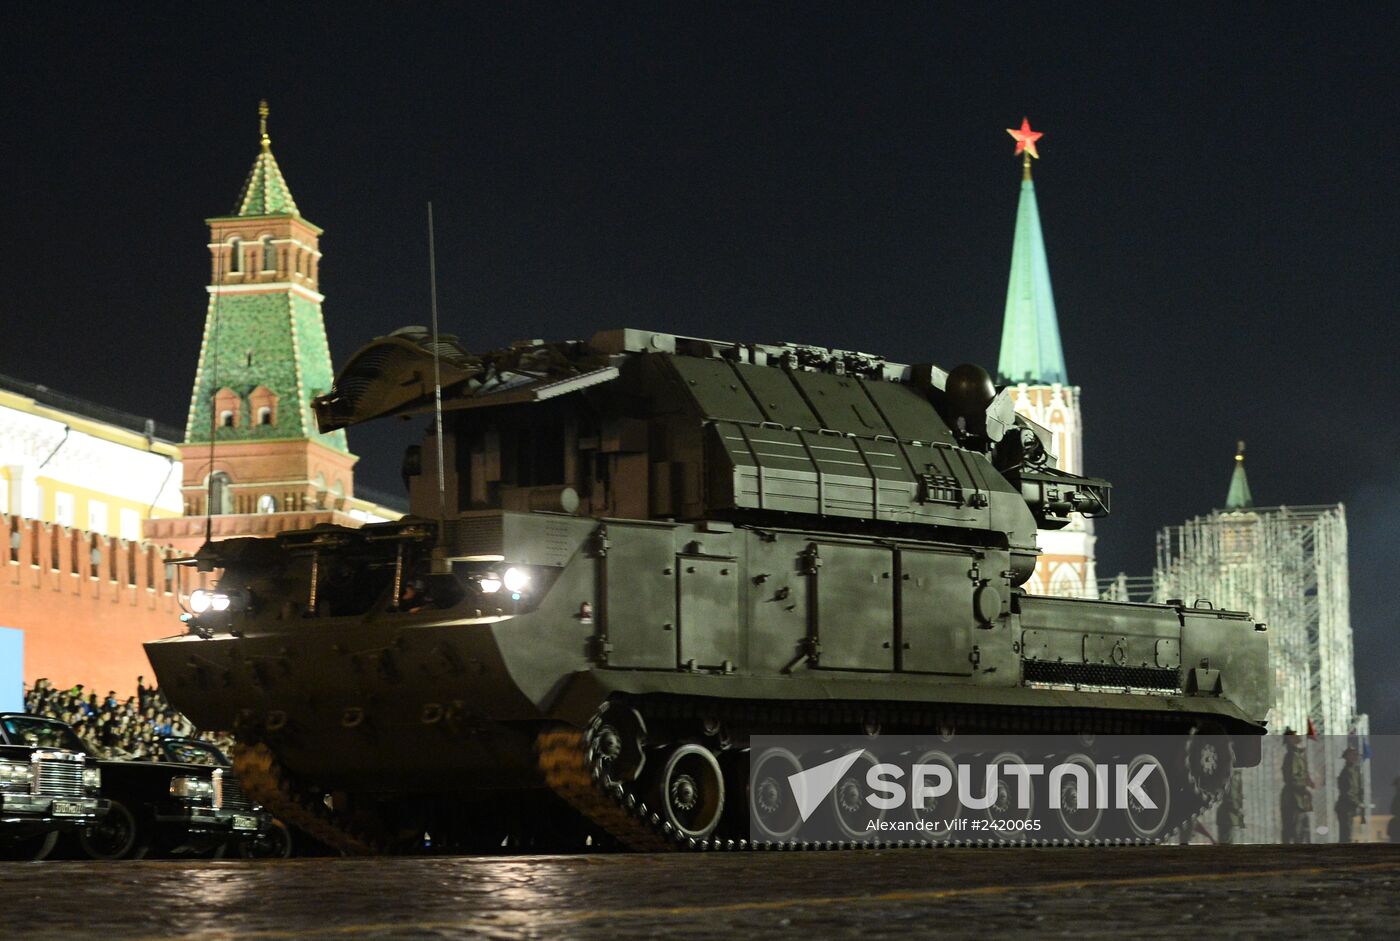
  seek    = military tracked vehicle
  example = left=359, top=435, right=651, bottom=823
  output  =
left=145, top=328, right=1270, bottom=852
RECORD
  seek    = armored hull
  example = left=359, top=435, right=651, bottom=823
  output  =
left=146, top=329, right=1270, bottom=851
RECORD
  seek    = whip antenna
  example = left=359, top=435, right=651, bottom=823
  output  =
left=205, top=242, right=226, bottom=545
left=427, top=202, right=449, bottom=562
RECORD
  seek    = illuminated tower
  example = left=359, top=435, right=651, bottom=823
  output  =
left=1154, top=445, right=1363, bottom=842
left=996, top=119, right=1096, bottom=598
left=147, top=102, right=384, bottom=551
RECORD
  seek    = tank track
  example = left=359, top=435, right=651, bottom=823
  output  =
left=537, top=726, right=676, bottom=852
left=232, top=742, right=385, bottom=856
left=536, top=695, right=1230, bottom=852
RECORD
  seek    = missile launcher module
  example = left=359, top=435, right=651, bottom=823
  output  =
left=146, top=327, right=1270, bottom=852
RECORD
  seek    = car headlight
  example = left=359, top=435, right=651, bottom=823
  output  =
left=478, top=575, right=502, bottom=593
left=189, top=589, right=213, bottom=613
left=502, top=567, right=530, bottom=593
left=0, top=759, right=34, bottom=790
left=83, top=766, right=101, bottom=791
left=169, top=775, right=214, bottom=800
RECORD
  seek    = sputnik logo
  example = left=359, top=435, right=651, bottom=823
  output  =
left=788, top=750, right=865, bottom=822
left=786, top=750, right=1162, bottom=819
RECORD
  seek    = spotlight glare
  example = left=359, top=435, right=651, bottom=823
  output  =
left=503, top=567, right=530, bottom=593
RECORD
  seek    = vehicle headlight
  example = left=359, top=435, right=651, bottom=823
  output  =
left=83, top=767, right=101, bottom=791
left=502, top=567, right=530, bottom=593
left=189, top=589, right=213, bottom=613
left=211, top=592, right=231, bottom=611
left=169, top=775, right=214, bottom=800
left=0, top=759, right=34, bottom=790
left=478, top=575, right=502, bottom=594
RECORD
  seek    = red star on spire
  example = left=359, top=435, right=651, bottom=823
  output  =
left=1007, top=117, right=1043, bottom=159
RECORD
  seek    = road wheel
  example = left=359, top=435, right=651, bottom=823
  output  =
left=822, top=749, right=883, bottom=841
left=646, top=743, right=725, bottom=842
left=1048, top=753, right=1103, bottom=841
left=909, top=749, right=960, bottom=841
left=748, top=746, right=802, bottom=842
left=589, top=703, right=648, bottom=786
left=78, top=799, right=149, bottom=860
left=0, top=831, right=58, bottom=860
left=1121, top=753, right=1172, bottom=841
left=981, top=751, right=1036, bottom=837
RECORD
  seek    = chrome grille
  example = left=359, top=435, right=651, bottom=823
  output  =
left=220, top=773, right=253, bottom=810
left=32, top=755, right=85, bottom=798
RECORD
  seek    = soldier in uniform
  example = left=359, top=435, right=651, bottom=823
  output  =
left=1280, top=727, right=1314, bottom=844
left=1216, top=770, right=1245, bottom=844
left=1334, top=747, right=1364, bottom=843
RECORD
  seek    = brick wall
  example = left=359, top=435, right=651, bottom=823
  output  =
left=0, top=512, right=203, bottom=697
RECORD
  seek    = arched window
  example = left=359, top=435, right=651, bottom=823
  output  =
left=220, top=410, right=235, bottom=428
left=261, top=236, right=275, bottom=272
left=258, top=406, right=273, bottom=425
left=229, top=237, right=243, bottom=274
left=209, top=472, right=234, bottom=515
left=1050, top=566, right=1083, bottom=599
left=256, top=494, right=277, bottom=514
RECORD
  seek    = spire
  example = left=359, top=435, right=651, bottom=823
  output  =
left=232, top=100, right=301, bottom=217
left=1225, top=440, right=1254, bottom=510
left=996, top=117, right=1068, bottom=387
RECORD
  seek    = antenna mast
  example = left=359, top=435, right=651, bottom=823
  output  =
left=427, top=202, right=449, bottom=556
left=205, top=244, right=226, bottom=544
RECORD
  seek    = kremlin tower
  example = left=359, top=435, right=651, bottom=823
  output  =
left=146, top=103, right=396, bottom=553
left=996, top=119, right=1097, bottom=598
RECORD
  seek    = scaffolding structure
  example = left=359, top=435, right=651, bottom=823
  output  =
left=1148, top=504, right=1366, bottom=842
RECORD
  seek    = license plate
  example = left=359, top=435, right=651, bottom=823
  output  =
left=233, top=814, right=259, bottom=831
left=52, top=800, right=84, bottom=816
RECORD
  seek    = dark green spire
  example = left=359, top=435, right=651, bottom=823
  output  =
left=1225, top=440, right=1254, bottom=509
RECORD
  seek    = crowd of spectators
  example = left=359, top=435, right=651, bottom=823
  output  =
left=22, top=676, right=236, bottom=759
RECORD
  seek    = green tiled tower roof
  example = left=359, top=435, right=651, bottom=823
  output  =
left=184, top=103, right=347, bottom=454
left=996, top=161, right=1068, bottom=386
left=1225, top=441, right=1254, bottom=510
left=232, top=101, right=300, bottom=217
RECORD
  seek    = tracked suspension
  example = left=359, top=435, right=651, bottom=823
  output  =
left=536, top=696, right=1233, bottom=852
left=232, top=742, right=385, bottom=856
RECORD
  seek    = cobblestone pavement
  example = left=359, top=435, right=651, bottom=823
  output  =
left=3, top=844, right=1397, bottom=940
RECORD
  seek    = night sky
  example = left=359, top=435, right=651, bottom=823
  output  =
left=2, top=4, right=1396, bottom=726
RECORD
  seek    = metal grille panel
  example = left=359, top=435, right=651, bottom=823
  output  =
left=1023, top=659, right=1181, bottom=691
left=220, top=774, right=253, bottom=809
left=35, top=759, right=85, bottom=798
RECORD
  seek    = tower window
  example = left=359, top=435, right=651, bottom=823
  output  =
left=229, top=237, right=243, bottom=274
left=213, top=387, right=241, bottom=428
left=249, top=385, right=278, bottom=428
left=261, top=237, right=276, bottom=272
left=245, top=350, right=254, bottom=367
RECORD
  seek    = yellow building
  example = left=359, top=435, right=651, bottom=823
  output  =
left=0, top=373, right=184, bottom=536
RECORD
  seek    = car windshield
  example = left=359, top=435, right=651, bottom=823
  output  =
left=2, top=716, right=88, bottom=754
left=161, top=739, right=228, bottom=766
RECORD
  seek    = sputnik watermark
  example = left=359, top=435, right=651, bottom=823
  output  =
left=787, top=751, right=1159, bottom=823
